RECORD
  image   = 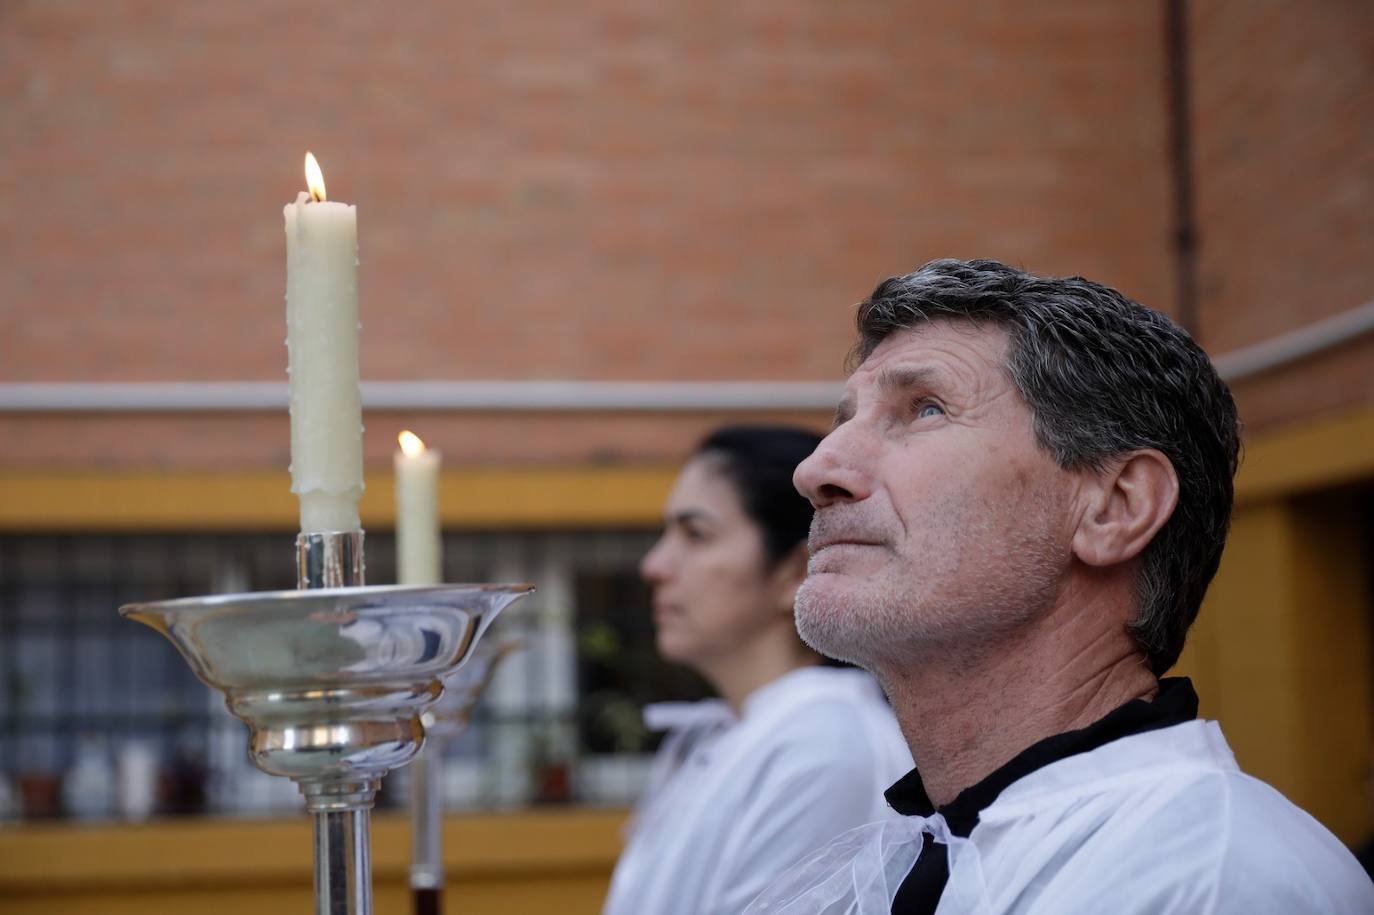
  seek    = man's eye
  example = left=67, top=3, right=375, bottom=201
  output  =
left=914, top=402, right=944, bottom=419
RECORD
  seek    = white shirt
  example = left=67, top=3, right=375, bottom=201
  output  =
left=603, top=667, right=913, bottom=915
left=745, top=719, right=1374, bottom=914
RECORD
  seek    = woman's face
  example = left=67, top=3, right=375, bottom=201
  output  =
left=640, top=455, right=788, bottom=672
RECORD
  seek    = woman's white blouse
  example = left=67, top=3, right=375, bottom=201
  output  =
left=603, top=666, right=913, bottom=915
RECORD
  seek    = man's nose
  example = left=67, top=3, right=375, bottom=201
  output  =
left=793, top=426, right=874, bottom=507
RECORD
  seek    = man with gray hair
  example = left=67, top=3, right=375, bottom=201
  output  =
left=746, top=260, right=1372, bottom=913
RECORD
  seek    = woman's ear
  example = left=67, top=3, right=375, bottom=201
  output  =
left=1072, top=449, right=1179, bottom=568
left=770, top=542, right=810, bottom=615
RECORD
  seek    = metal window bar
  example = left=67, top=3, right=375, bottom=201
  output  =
left=0, top=528, right=700, bottom=822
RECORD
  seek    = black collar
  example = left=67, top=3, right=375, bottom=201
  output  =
left=884, top=677, right=1199, bottom=837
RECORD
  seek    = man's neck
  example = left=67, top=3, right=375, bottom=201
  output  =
left=878, top=593, right=1159, bottom=807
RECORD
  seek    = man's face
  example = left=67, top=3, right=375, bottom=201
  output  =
left=793, top=320, right=1081, bottom=668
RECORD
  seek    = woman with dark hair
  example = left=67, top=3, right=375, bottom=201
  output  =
left=603, top=425, right=910, bottom=915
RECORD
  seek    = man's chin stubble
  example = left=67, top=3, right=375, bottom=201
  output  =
left=794, top=577, right=906, bottom=668
left=795, top=575, right=1021, bottom=673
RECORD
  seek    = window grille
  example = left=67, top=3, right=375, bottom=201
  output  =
left=0, top=529, right=708, bottom=822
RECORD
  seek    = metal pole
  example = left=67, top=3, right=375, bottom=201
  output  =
left=298, top=531, right=370, bottom=915
left=316, top=809, right=372, bottom=915
left=410, top=747, right=444, bottom=915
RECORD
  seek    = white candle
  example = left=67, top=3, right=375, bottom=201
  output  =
left=284, top=152, right=364, bottom=534
left=395, top=430, right=441, bottom=585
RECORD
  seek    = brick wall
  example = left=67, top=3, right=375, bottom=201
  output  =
left=1190, top=0, right=1374, bottom=432
left=0, top=0, right=1175, bottom=468
left=4, top=3, right=1370, bottom=468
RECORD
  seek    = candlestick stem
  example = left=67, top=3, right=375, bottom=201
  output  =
left=315, top=808, right=371, bottom=915
left=410, top=748, right=443, bottom=911
left=297, top=530, right=365, bottom=588
left=299, top=528, right=369, bottom=915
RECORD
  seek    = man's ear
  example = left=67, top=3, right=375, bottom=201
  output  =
left=770, top=543, right=810, bottom=616
left=1073, top=449, right=1179, bottom=568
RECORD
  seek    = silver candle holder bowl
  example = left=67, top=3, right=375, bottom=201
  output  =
left=120, top=532, right=532, bottom=915
left=122, top=583, right=529, bottom=813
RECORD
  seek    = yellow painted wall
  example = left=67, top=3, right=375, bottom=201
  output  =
left=0, top=809, right=625, bottom=915
left=1179, top=497, right=1374, bottom=843
left=0, top=466, right=675, bottom=531
left=1175, top=406, right=1374, bottom=845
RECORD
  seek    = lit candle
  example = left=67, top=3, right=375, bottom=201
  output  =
left=285, top=151, right=364, bottom=534
left=395, top=431, right=441, bottom=585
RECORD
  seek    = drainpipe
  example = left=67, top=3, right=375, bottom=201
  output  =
left=1165, top=0, right=1199, bottom=336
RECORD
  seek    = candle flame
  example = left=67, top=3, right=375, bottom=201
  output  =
left=304, top=151, right=327, bottom=202
left=398, top=430, right=427, bottom=457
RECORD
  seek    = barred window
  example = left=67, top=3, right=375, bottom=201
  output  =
left=0, top=529, right=709, bottom=821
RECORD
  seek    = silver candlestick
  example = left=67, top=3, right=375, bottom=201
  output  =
left=120, top=530, right=532, bottom=915
left=408, top=637, right=521, bottom=915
